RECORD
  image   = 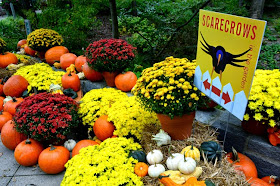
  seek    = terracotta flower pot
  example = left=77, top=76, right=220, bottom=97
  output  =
left=37, top=51, right=46, bottom=60
left=102, top=71, right=119, bottom=87
left=241, top=118, right=267, bottom=136
left=156, top=112, right=195, bottom=140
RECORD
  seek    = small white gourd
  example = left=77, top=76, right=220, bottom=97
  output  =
left=166, top=153, right=184, bottom=170
left=148, top=164, right=165, bottom=178
left=146, top=149, right=163, bottom=165
left=178, top=156, right=196, bottom=174
left=3, top=96, right=12, bottom=105
left=152, top=129, right=171, bottom=146
left=64, top=139, right=77, bottom=151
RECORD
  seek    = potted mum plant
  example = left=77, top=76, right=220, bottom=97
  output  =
left=14, top=92, right=80, bottom=145
left=132, top=56, right=206, bottom=140
left=85, top=38, right=136, bottom=87
left=242, top=69, right=280, bottom=137
left=27, top=28, right=64, bottom=59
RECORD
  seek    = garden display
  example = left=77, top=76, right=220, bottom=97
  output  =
left=1, top=2, right=279, bottom=183
left=0, top=51, right=270, bottom=185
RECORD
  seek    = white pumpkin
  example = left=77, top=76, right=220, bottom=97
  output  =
left=147, top=149, right=163, bottom=165
left=178, top=157, right=196, bottom=174
left=64, top=139, right=76, bottom=151
left=148, top=164, right=166, bottom=178
left=166, top=153, right=184, bottom=170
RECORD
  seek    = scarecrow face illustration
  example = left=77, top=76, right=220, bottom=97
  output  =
left=200, top=32, right=251, bottom=81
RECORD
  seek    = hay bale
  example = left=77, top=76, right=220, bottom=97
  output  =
left=141, top=121, right=249, bottom=185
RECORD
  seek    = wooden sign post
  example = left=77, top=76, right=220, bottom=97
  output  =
left=24, top=19, right=32, bottom=36
left=10, top=3, right=16, bottom=19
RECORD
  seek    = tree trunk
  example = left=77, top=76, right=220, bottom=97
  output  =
left=250, top=0, right=265, bottom=19
left=132, top=0, right=137, bottom=16
left=239, top=0, right=243, bottom=7
left=109, top=0, right=119, bottom=39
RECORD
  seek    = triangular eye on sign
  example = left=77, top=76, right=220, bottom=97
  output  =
left=194, top=9, right=266, bottom=121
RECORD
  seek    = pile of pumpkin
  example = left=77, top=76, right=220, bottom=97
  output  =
left=130, top=141, right=218, bottom=185
left=41, top=44, right=137, bottom=92
left=1, top=38, right=137, bottom=93
left=0, top=119, right=101, bottom=174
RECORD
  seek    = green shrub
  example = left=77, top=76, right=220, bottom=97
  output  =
left=29, top=4, right=100, bottom=55
left=0, top=17, right=26, bottom=52
left=274, top=18, right=280, bottom=33
left=258, top=44, right=280, bottom=70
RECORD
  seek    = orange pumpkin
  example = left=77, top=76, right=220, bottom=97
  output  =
left=17, top=39, right=27, bottom=49
left=72, top=140, right=99, bottom=157
left=134, top=162, right=148, bottom=177
left=159, top=174, right=206, bottom=186
left=61, top=72, right=80, bottom=92
left=261, top=176, right=279, bottom=186
left=0, top=111, right=13, bottom=131
left=75, top=56, right=86, bottom=72
left=0, top=52, right=18, bottom=68
left=1, top=120, right=27, bottom=150
left=60, top=53, right=77, bottom=70
left=226, top=148, right=258, bottom=178
left=0, top=98, right=3, bottom=111
left=93, top=115, right=115, bottom=141
left=247, top=177, right=271, bottom=186
left=14, top=138, right=44, bottom=166
left=115, top=71, right=137, bottom=92
left=0, top=78, right=5, bottom=96
left=3, top=97, right=24, bottom=115
left=3, top=75, right=28, bottom=97
left=24, top=45, right=36, bottom=56
left=38, top=145, right=70, bottom=174
left=45, top=46, right=69, bottom=65
left=82, top=62, right=103, bottom=82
